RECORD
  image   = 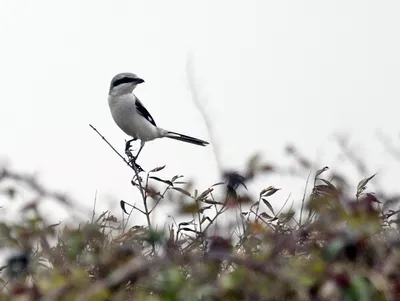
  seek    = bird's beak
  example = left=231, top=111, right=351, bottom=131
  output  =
left=135, top=78, right=145, bottom=84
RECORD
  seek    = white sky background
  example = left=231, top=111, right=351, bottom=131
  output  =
left=1, top=1, right=400, bottom=226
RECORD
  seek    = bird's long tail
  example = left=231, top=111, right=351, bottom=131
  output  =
left=165, top=131, right=209, bottom=146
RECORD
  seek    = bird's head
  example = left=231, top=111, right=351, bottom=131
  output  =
left=109, top=72, right=145, bottom=95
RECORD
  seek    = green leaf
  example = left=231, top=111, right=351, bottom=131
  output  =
left=343, top=276, right=372, bottom=301
left=323, top=238, right=345, bottom=261
left=146, top=229, right=164, bottom=247
left=180, top=203, right=199, bottom=214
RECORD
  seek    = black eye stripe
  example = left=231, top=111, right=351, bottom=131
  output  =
left=112, top=77, right=136, bottom=88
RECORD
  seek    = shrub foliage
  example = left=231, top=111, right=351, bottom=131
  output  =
left=1, top=142, right=400, bottom=301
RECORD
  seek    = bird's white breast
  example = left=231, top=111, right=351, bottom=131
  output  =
left=108, top=94, right=161, bottom=141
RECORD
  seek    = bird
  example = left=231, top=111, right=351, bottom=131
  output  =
left=108, top=72, right=209, bottom=161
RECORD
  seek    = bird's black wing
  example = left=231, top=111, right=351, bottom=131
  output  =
left=135, top=98, right=157, bottom=127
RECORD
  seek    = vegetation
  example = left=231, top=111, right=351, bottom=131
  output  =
left=1, top=134, right=400, bottom=301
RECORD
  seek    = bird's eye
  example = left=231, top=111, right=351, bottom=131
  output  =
left=112, top=77, right=136, bottom=88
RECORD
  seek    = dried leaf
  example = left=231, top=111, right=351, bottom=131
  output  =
left=357, top=173, right=377, bottom=196
left=262, top=198, right=275, bottom=215
left=315, top=166, right=329, bottom=178
left=211, top=181, right=226, bottom=188
left=149, top=165, right=166, bottom=173
left=145, top=186, right=160, bottom=198
left=198, top=205, right=213, bottom=213
left=313, top=185, right=338, bottom=197
left=180, top=227, right=198, bottom=233
left=96, top=210, right=110, bottom=222
left=260, top=164, right=274, bottom=172
left=260, top=212, right=273, bottom=219
left=260, top=186, right=272, bottom=196
left=201, top=216, right=212, bottom=224
left=279, top=210, right=295, bottom=223
left=149, top=176, right=173, bottom=186
left=196, top=188, right=214, bottom=201
left=230, top=195, right=252, bottom=205
left=247, top=153, right=261, bottom=171
left=120, top=200, right=129, bottom=214
left=264, top=188, right=280, bottom=197
left=179, top=220, right=194, bottom=227
left=204, top=200, right=224, bottom=205
left=260, top=186, right=280, bottom=197
left=319, top=178, right=336, bottom=188
left=173, top=187, right=192, bottom=197
left=47, top=222, right=61, bottom=229
left=250, top=201, right=260, bottom=210
left=171, top=175, right=183, bottom=182
left=249, top=221, right=263, bottom=233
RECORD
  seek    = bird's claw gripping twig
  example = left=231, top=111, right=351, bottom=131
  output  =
left=125, top=138, right=136, bottom=153
left=126, top=152, right=144, bottom=173
left=125, top=139, right=144, bottom=173
left=131, top=161, right=144, bottom=173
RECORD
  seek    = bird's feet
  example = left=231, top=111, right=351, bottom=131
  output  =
left=124, top=139, right=144, bottom=172
left=124, top=138, right=136, bottom=161
left=126, top=153, right=144, bottom=172
left=125, top=138, right=136, bottom=153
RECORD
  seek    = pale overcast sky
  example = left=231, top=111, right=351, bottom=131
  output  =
left=1, top=1, right=400, bottom=225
